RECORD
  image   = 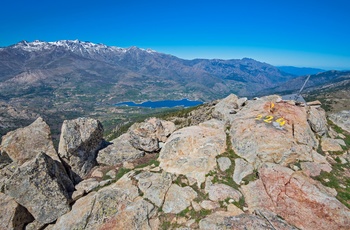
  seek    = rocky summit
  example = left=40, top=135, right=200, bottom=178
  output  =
left=1, top=94, right=350, bottom=229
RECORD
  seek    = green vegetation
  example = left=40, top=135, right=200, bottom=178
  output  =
left=312, top=120, right=350, bottom=208
left=316, top=139, right=326, bottom=156
left=156, top=104, right=202, bottom=121
left=160, top=220, right=172, bottom=230
left=233, top=196, right=246, bottom=210
left=174, top=175, right=189, bottom=187
left=313, top=162, right=350, bottom=208
left=92, top=167, right=134, bottom=192
left=192, top=184, right=209, bottom=203
left=208, top=131, right=243, bottom=190
left=221, top=130, right=241, bottom=160
left=218, top=197, right=245, bottom=210
left=177, top=207, right=211, bottom=223
left=327, top=119, right=350, bottom=151
left=102, top=174, right=112, bottom=181
left=103, top=105, right=202, bottom=141
left=114, top=167, right=132, bottom=181
left=241, top=170, right=259, bottom=185
left=134, top=154, right=160, bottom=169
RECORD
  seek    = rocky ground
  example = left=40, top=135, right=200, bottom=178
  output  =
left=1, top=94, right=350, bottom=229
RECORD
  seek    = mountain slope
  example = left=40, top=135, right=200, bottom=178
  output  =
left=258, top=70, right=350, bottom=112
left=261, top=70, right=350, bottom=95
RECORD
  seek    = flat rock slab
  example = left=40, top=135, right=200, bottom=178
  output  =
left=300, top=161, right=332, bottom=177
left=199, top=210, right=297, bottom=230
left=227, top=204, right=244, bottom=215
left=233, top=158, right=254, bottom=184
left=51, top=193, right=96, bottom=230
left=230, top=95, right=319, bottom=168
left=200, top=200, right=220, bottom=210
left=135, top=171, right=173, bottom=207
left=98, top=199, right=156, bottom=230
left=159, top=119, right=226, bottom=186
left=163, top=184, right=197, bottom=214
left=217, top=157, right=231, bottom=171
left=205, top=183, right=242, bottom=202
left=52, top=172, right=140, bottom=229
left=241, top=163, right=350, bottom=230
left=321, top=137, right=343, bottom=152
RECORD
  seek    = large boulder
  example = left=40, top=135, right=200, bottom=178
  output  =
left=128, top=117, right=175, bottom=152
left=159, top=119, right=226, bottom=186
left=0, top=117, right=60, bottom=165
left=241, top=163, right=350, bottom=230
left=0, top=117, right=74, bottom=191
left=230, top=95, right=318, bottom=168
left=329, top=110, right=350, bottom=133
left=97, top=133, right=144, bottom=166
left=58, top=117, right=104, bottom=183
left=307, top=106, right=328, bottom=136
left=0, top=192, right=34, bottom=230
left=4, top=153, right=72, bottom=224
left=212, top=94, right=245, bottom=123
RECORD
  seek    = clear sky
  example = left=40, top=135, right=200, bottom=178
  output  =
left=1, top=0, right=349, bottom=69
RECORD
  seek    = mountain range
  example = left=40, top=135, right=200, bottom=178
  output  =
left=0, top=40, right=349, bottom=138
left=0, top=40, right=295, bottom=102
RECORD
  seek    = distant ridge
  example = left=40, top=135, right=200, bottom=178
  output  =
left=277, top=66, right=326, bottom=76
left=261, top=70, right=350, bottom=96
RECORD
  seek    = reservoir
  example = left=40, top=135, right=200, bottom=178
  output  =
left=115, top=99, right=203, bottom=108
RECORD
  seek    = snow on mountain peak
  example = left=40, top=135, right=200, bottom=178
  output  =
left=10, top=40, right=158, bottom=56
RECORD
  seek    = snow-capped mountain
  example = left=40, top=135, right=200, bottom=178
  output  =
left=13, top=39, right=123, bottom=53
left=6, top=40, right=159, bottom=67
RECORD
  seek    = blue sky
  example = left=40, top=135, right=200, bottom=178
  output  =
left=1, top=0, right=349, bottom=69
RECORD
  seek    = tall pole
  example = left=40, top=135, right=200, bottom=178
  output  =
left=295, top=75, right=311, bottom=101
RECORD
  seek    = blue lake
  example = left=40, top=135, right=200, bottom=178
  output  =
left=115, top=99, right=203, bottom=108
